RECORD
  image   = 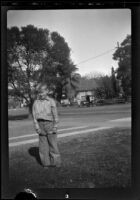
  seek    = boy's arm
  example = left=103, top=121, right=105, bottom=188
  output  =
left=51, top=99, right=59, bottom=128
left=32, top=101, right=41, bottom=133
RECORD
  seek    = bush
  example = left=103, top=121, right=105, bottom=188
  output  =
left=8, top=98, right=20, bottom=109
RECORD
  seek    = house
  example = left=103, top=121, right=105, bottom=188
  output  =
left=75, top=78, right=98, bottom=102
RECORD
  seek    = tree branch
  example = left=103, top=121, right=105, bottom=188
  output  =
left=10, top=81, right=29, bottom=104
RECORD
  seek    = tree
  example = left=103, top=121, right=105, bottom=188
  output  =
left=7, top=25, right=50, bottom=114
left=63, top=72, right=81, bottom=103
left=8, top=25, right=80, bottom=113
left=113, top=35, right=131, bottom=99
left=93, top=75, right=115, bottom=99
left=41, top=32, right=80, bottom=102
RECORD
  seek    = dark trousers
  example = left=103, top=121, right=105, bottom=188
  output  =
left=38, top=120, right=61, bottom=167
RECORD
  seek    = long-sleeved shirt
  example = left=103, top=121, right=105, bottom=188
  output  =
left=32, top=96, right=59, bottom=129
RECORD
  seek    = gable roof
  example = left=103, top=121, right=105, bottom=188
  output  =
left=76, top=78, right=98, bottom=91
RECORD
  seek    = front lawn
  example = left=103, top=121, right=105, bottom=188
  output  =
left=4, top=127, right=131, bottom=198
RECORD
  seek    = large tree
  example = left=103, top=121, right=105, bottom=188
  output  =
left=8, top=25, right=79, bottom=113
left=40, top=31, right=79, bottom=101
left=113, top=35, right=131, bottom=99
left=8, top=25, right=50, bottom=113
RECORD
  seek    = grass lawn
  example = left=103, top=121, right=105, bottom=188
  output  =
left=4, top=127, right=131, bottom=198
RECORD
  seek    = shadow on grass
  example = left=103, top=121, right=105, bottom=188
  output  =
left=28, top=147, right=42, bottom=166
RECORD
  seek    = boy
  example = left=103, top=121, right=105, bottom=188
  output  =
left=32, top=84, right=61, bottom=168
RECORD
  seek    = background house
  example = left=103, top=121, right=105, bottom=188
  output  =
left=75, top=78, right=98, bottom=101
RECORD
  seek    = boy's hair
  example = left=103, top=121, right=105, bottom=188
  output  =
left=36, top=83, right=47, bottom=92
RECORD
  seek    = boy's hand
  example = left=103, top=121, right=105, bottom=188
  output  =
left=35, top=125, right=41, bottom=134
left=53, top=124, right=57, bottom=133
left=36, top=128, right=41, bottom=134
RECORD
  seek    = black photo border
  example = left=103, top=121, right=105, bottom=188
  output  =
left=1, top=1, right=140, bottom=199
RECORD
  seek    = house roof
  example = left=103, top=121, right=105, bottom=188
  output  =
left=76, top=78, right=98, bottom=92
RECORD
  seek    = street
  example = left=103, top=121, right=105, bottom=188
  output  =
left=9, top=104, right=131, bottom=147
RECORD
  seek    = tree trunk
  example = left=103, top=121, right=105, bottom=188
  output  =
left=56, top=87, right=63, bottom=102
left=28, top=101, right=33, bottom=119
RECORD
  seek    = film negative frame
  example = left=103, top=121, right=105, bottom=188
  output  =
left=1, top=1, right=140, bottom=199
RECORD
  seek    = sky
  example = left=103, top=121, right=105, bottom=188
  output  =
left=7, top=9, right=131, bottom=77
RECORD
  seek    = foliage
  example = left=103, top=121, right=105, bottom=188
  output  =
left=8, top=97, right=20, bottom=109
left=8, top=25, right=50, bottom=112
left=49, top=32, right=80, bottom=101
left=7, top=25, right=79, bottom=113
left=93, top=75, right=115, bottom=99
left=113, top=35, right=131, bottom=98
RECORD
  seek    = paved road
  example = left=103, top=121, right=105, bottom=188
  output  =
left=9, top=104, right=131, bottom=147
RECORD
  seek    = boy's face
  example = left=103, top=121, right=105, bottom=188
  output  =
left=39, top=85, right=49, bottom=99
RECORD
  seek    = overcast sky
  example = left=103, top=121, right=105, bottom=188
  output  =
left=7, top=9, right=131, bottom=76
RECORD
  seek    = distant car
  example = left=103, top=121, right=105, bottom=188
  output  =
left=95, top=99, right=105, bottom=106
left=61, top=99, right=70, bottom=107
left=81, top=100, right=88, bottom=106
left=80, top=99, right=95, bottom=107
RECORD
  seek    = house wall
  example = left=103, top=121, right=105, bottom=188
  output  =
left=76, top=90, right=94, bottom=100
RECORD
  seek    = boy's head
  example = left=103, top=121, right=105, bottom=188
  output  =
left=37, top=84, right=49, bottom=99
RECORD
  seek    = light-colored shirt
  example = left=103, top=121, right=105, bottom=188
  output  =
left=32, top=96, right=59, bottom=129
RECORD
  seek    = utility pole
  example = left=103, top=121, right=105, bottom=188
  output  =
left=116, top=41, right=124, bottom=98
left=117, top=42, right=122, bottom=62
